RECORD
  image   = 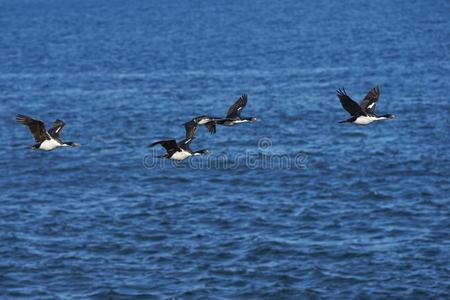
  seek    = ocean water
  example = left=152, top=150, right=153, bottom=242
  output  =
left=1, top=0, right=449, bottom=298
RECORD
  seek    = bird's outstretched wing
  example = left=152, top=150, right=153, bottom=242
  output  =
left=360, top=86, right=380, bottom=114
left=184, top=120, right=198, bottom=140
left=336, top=88, right=366, bottom=117
left=48, top=119, right=65, bottom=139
left=149, top=139, right=180, bottom=154
left=226, top=94, right=248, bottom=119
left=205, top=121, right=216, bottom=134
left=16, top=114, right=50, bottom=143
left=177, top=137, right=194, bottom=151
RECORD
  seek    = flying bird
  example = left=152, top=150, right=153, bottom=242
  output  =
left=337, top=86, right=396, bottom=125
left=16, top=114, right=80, bottom=151
left=183, top=95, right=257, bottom=135
left=212, top=94, right=257, bottom=131
left=149, top=137, right=208, bottom=161
left=184, top=116, right=224, bottom=137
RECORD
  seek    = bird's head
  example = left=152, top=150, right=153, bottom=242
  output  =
left=380, top=114, right=396, bottom=120
left=63, top=142, right=81, bottom=147
left=386, top=114, right=396, bottom=119
left=194, top=149, right=209, bottom=156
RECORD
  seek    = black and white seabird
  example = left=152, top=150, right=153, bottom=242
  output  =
left=184, top=116, right=224, bottom=136
left=212, top=94, right=257, bottom=131
left=149, top=137, right=208, bottom=161
left=16, top=114, right=80, bottom=151
left=183, top=95, right=256, bottom=135
left=337, top=86, right=396, bottom=125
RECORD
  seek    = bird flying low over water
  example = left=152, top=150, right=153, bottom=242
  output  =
left=212, top=94, right=257, bottom=131
left=16, top=114, right=80, bottom=151
left=337, top=86, right=396, bottom=125
left=149, top=137, right=208, bottom=161
left=184, top=95, right=257, bottom=135
left=184, top=116, right=224, bottom=136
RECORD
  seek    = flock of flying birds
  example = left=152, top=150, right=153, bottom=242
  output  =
left=16, top=86, right=396, bottom=160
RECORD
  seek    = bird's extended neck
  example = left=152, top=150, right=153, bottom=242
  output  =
left=376, top=114, right=396, bottom=120
left=193, top=149, right=209, bottom=156
left=62, top=141, right=80, bottom=147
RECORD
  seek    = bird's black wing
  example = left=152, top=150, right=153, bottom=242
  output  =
left=205, top=121, right=216, bottom=134
left=16, top=114, right=50, bottom=143
left=48, top=119, right=65, bottom=139
left=149, top=139, right=180, bottom=156
left=226, top=94, right=248, bottom=119
left=360, top=85, right=380, bottom=114
left=184, top=120, right=198, bottom=139
left=177, top=137, right=194, bottom=152
left=336, top=88, right=366, bottom=117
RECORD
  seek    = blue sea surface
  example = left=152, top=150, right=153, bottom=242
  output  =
left=1, top=0, right=449, bottom=298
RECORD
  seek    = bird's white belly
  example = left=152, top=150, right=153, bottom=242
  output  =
left=40, top=139, right=61, bottom=151
left=225, top=119, right=247, bottom=126
left=354, top=116, right=376, bottom=125
left=198, top=119, right=210, bottom=125
left=171, top=150, right=192, bottom=161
